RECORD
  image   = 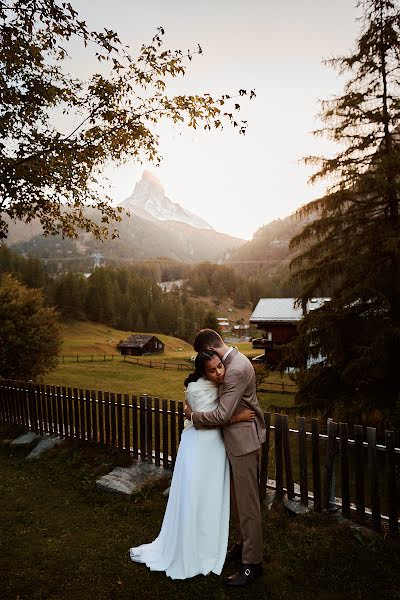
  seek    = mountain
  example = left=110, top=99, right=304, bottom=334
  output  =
left=77, top=210, right=244, bottom=263
left=230, top=212, right=315, bottom=278
left=122, top=171, right=213, bottom=230
left=4, top=171, right=244, bottom=263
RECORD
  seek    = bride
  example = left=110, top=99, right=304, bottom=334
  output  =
left=129, top=349, right=255, bottom=580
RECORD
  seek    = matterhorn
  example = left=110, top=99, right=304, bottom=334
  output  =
left=121, top=171, right=213, bottom=230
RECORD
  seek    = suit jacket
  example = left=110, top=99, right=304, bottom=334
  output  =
left=192, top=348, right=267, bottom=456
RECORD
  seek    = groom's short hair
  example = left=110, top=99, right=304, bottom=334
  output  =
left=194, top=329, right=224, bottom=353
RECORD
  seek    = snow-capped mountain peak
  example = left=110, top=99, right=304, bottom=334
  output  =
left=121, top=171, right=214, bottom=230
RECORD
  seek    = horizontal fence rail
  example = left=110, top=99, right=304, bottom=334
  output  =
left=58, top=354, right=194, bottom=371
left=0, top=380, right=398, bottom=535
left=258, top=381, right=297, bottom=394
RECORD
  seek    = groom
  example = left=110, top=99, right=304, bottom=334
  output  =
left=184, top=329, right=266, bottom=587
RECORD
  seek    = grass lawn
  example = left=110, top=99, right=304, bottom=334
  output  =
left=47, top=361, right=189, bottom=402
left=47, top=360, right=295, bottom=411
left=45, top=321, right=296, bottom=410
left=1, top=423, right=399, bottom=600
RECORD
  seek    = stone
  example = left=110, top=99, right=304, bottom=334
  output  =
left=10, top=432, right=41, bottom=446
left=284, top=498, right=312, bottom=515
left=96, top=460, right=171, bottom=496
left=26, top=435, right=63, bottom=459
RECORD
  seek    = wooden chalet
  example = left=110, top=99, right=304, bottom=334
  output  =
left=117, top=334, right=165, bottom=357
left=249, top=298, right=328, bottom=368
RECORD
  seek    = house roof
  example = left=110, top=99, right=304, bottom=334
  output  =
left=118, top=334, right=164, bottom=348
left=250, top=298, right=329, bottom=324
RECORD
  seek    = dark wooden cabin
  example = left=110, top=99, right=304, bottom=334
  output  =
left=250, top=298, right=328, bottom=368
left=117, top=334, right=165, bottom=357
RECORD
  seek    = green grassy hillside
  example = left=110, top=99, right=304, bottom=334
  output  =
left=60, top=321, right=194, bottom=359
left=47, top=321, right=293, bottom=409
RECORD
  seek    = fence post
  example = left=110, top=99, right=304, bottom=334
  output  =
left=146, top=396, right=153, bottom=462
left=140, top=395, right=146, bottom=461
left=154, top=398, right=161, bottom=467
left=385, top=430, right=398, bottom=535
left=259, top=412, right=271, bottom=502
left=274, top=413, right=284, bottom=501
left=91, top=390, right=98, bottom=443
left=354, top=424, right=365, bottom=523
left=162, top=399, right=169, bottom=469
left=311, top=418, right=321, bottom=512
left=117, top=393, right=123, bottom=452
left=298, top=417, right=308, bottom=506
left=367, top=427, right=381, bottom=532
left=282, top=414, right=294, bottom=500
left=109, top=392, right=116, bottom=447
left=323, top=419, right=337, bottom=511
left=170, top=400, right=177, bottom=471
left=339, top=422, right=350, bottom=517
left=124, top=394, right=130, bottom=453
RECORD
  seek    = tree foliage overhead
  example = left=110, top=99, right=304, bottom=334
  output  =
left=0, top=0, right=253, bottom=240
left=286, top=0, right=400, bottom=428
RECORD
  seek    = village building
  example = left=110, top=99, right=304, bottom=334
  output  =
left=216, top=317, right=230, bottom=333
left=249, top=298, right=328, bottom=368
left=117, top=334, right=165, bottom=357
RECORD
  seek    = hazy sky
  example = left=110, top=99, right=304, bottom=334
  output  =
left=70, top=0, right=360, bottom=239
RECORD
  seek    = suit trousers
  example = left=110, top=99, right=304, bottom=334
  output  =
left=227, top=447, right=263, bottom=565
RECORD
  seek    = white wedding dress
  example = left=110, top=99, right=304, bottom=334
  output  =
left=129, top=377, right=230, bottom=580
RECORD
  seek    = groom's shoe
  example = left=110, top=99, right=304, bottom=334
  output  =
left=225, top=543, right=243, bottom=563
left=223, top=563, right=263, bottom=587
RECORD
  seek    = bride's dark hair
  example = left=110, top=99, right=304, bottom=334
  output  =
left=184, top=349, right=218, bottom=387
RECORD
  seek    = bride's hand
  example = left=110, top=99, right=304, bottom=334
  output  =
left=229, top=409, right=256, bottom=424
left=184, top=404, right=192, bottom=419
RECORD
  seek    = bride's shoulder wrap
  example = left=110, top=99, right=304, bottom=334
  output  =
left=184, top=377, right=218, bottom=429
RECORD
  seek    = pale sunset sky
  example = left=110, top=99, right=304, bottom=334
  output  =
left=70, top=0, right=360, bottom=240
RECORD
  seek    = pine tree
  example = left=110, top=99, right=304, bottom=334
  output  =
left=202, top=310, right=221, bottom=333
left=286, top=0, right=400, bottom=428
left=146, top=309, right=159, bottom=332
left=135, top=314, right=146, bottom=332
left=233, top=284, right=250, bottom=309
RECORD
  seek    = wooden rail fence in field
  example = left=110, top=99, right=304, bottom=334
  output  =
left=58, top=354, right=194, bottom=371
left=0, top=380, right=398, bottom=535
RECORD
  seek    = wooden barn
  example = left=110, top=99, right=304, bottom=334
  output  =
left=117, top=334, right=165, bottom=357
left=249, top=298, right=328, bottom=368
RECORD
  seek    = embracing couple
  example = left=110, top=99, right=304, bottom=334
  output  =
left=129, top=328, right=266, bottom=586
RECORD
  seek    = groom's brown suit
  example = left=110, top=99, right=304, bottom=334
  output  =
left=192, top=348, right=266, bottom=565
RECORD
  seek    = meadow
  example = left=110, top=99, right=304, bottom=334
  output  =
left=46, top=321, right=295, bottom=412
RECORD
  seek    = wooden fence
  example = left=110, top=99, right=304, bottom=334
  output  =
left=0, top=380, right=398, bottom=535
left=58, top=354, right=193, bottom=371
left=259, top=381, right=296, bottom=394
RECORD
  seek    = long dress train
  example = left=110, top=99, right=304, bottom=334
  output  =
left=129, top=377, right=230, bottom=580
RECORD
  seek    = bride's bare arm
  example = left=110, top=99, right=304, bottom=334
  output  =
left=229, top=409, right=256, bottom=424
